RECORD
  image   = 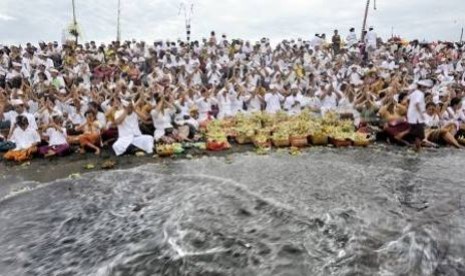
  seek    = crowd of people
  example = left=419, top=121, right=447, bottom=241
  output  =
left=1, top=27, right=465, bottom=162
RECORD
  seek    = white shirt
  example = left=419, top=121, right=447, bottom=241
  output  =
left=283, top=94, right=303, bottom=115
left=217, top=93, right=233, bottom=117
left=424, top=113, right=440, bottom=128
left=96, top=112, right=107, bottom=129
left=195, top=97, right=216, bottom=121
left=115, top=110, right=143, bottom=138
left=304, top=96, right=321, bottom=111
left=9, top=127, right=41, bottom=151
left=446, top=107, right=465, bottom=123
left=264, top=93, right=284, bottom=114
left=151, top=108, right=174, bottom=130
left=346, top=32, right=358, bottom=47
left=349, top=71, right=363, bottom=85
left=67, top=106, right=86, bottom=125
left=407, top=90, right=425, bottom=124
left=366, top=31, right=377, bottom=48
left=175, top=99, right=194, bottom=117
left=45, top=127, right=68, bottom=146
left=231, top=95, right=245, bottom=115
left=246, top=95, right=262, bottom=113
left=320, top=93, right=338, bottom=111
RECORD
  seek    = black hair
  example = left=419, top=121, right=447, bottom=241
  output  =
left=339, top=83, right=348, bottom=92
left=426, top=102, right=436, bottom=109
left=450, top=97, right=462, bottom=107
left=84, top=110, right=96, bottom=118
left=52, top=114, right=63, bottom=122
left=38, top=72, right=48, bottom=80
left=16, top=115, right=28, bottom=127
left=398, top=92, right=408, bottom=103
left=89, top=101, right=104, bottom=113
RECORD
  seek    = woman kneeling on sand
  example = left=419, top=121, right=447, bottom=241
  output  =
left=76, top=110, right=102, bottom=155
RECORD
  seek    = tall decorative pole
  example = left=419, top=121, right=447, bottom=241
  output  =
left=361, top=0, right=370, bottom=42
left=361, top=0, right=377, bottom=43
left=72, top=0, right=77, bottom=25
left=460, top=27, right=464, bottom=45
left=179, top=1, right=194, bottom=43
left=117, top=0, right=121, bottom=42
left=72, top=0, right=78, bottom=43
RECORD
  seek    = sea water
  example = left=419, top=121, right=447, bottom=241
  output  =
left=0, top=148, right=464, bottom=276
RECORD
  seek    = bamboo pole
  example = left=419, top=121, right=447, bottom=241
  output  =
left=460, top=27, right=464, bottom=45
left=72, top=0, right=78, bottom=43
left=361, top=0, right=370, bottom=42
left=117, top=0, right=121, bottom=42
left=72, top=0, right=77, bottom=25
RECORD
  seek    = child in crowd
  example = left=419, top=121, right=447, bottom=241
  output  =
left=39, top=115, right=71, bottom=158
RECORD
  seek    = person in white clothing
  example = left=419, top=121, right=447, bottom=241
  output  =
left=244, top=88, right=263, bottom=113
left=39, top=115, right=70, bottom=157
left=195, top=89, right=217, bottom=122
left=407, top=79, right=431, bottom=150
left=216, top=87, right=234, bottom=119
left=264, top=85, right=285, bottom=114
left=318, top=84, right=340, bottom=115
left=112, top=102, right=154, bottom=156
left=365, top=27, right=377, bottom=50
left=149, top=99, right=176, bottom=142
left=346, top=28, right=358, bottom=48
left=445, top=97, right=465, bottom=124
left=424, top=102, right=464, bottom=149
left=8, top=99, right=38, bottom=131
left=4, top=115, right=40, bottom=162
left=283, top=85, right=303, bottom=115
left=424, top=102, right=440, bottom=129
left=365, top=27, right=377, bottom=60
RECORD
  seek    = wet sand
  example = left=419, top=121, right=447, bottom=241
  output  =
left=0, top=145, right=255, bottom=184
left=0, top=143, right=448, bottom=186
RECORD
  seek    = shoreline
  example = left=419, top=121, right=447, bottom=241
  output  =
left=0, top=142, right=456, bottom=185
left=0, top=144, right=255, bottom=184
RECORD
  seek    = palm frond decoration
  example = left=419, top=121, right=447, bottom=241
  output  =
left=67, top=22, right=82, bottom=38
left=66, top=22, right=83, bottom=43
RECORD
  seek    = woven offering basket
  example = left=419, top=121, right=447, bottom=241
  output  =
left=353, top=139, right=371, bottom=147
left=309, top=133, right=329, bottom=146
left=207, top=140, right=231, bottom=151
left=290, top=135, right=309, bottom=147
left=157, top=147, right=174, bottom=157
left=272, top=138, right=290, bottom=148
left=253, top=139, right=272, bottom=148
left=329, top=137, right=352, bottom=147
left=235, top=134, right=253, bottom=145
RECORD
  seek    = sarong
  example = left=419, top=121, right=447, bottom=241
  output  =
left=385, top=120, right=410, bottom=138
left=79, top=133, right=101, bottom=147
left=4, top=147, right=37, bottom=162
left=38, top=144, right=71, bottom=157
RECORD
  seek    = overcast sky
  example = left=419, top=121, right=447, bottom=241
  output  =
left=1, top=0, right=464, bottom=45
